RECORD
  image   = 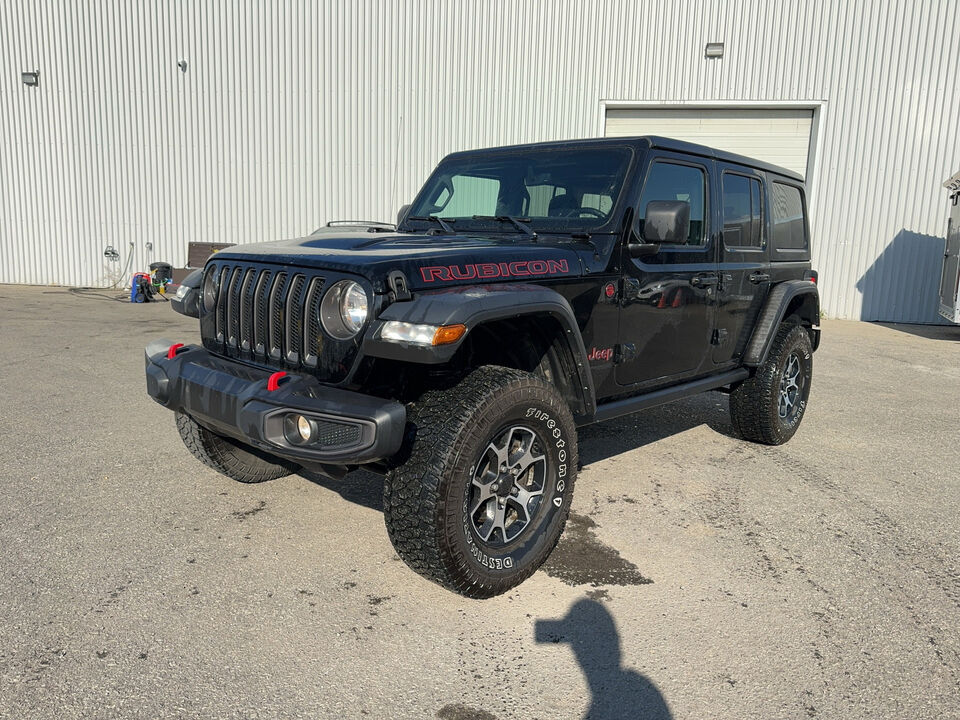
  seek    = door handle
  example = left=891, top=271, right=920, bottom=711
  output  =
left=749, top=272, right=771, bottom=284
left=691, top=274, right=718, bottom=288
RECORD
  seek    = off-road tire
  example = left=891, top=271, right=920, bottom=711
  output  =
left=175, top=411, right=298, bottom=483
left=384, top=366, right=578, bottom=598
left=730, top=322, right=814, bottom=445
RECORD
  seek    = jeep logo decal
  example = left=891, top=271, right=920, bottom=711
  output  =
left=420, top=259, right=569, bottom=283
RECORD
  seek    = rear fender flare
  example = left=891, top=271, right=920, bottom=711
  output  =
left=743, top=281, right=820, bottom=366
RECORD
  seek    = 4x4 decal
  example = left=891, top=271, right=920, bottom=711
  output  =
left=420, top=259, right=569, bottom=283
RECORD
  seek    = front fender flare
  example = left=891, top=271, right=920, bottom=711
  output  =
left=362, top=284, right=596, bottom=416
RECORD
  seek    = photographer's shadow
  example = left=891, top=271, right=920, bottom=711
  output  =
left=536, top=599, right=672, bottom=720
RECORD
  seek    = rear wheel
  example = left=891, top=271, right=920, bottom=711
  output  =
left=384, top=366, right=577, bottom=598
left=176, top=411, right=298, bottom=483
left=730, top=322, right=813, bottom=445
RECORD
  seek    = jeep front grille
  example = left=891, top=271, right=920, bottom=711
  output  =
left=205, top=264, right=326, bottom=369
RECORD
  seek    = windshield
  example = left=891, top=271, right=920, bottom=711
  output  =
left=406, top=146, right=632, bottom=232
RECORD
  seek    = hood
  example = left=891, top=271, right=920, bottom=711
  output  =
left=212, top=228, right=586, bottom=292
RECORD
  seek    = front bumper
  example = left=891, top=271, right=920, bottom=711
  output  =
left=145, top=339, right=406, bottom=467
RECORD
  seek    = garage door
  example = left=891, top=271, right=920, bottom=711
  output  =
left=605, top=107, right=813, bottom=178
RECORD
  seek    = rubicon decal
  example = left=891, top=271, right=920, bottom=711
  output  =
left=420, top=259, right=569, bottom=283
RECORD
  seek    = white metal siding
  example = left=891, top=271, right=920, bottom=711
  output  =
left=2, top=0, right=959, bottom=322
left=604, top=108, right=813, bottom=178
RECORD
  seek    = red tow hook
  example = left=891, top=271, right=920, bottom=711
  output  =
left=267, top=371, right=288, bottom=392
left=166, top=343, right=185, bottom=359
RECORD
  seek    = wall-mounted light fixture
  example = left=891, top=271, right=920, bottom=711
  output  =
left=21, top=70, right=40, bottom=87
left=704, top=42, right=724, bottom=59
left=177, top=60, right=188, bottom=73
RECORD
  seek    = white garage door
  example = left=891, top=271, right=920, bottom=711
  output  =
left=605, top=107, right=813, bottom=178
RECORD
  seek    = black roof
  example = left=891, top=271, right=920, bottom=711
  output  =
left=447, top=135, right=804, bottom=183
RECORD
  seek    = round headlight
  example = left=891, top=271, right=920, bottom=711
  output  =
left=320, top=280, right=368, bottom=339
left=202, top=269, right=219, bottom=312
left=340, top=282, right=368, bottom=333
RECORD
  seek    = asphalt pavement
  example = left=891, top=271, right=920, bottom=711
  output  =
left=1, top=285, right=958, bottom=719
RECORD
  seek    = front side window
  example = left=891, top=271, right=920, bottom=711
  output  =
left=636, top=161, right=707, bottom=245
left=407, top=147, right=632, bottom=231
left=771, top=182, right=807, bottom=250
left=722, top=174, right=764, bottom=248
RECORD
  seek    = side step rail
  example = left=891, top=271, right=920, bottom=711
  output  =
left=590, top=369, right=749, bottom=425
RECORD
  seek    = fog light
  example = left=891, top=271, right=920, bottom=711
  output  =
left=284, top=413, right=315, bottom=445
left=296, top=415, right=313, bottom=442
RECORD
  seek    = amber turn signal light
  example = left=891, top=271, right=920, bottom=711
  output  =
left=432, top=324, right=467, bottom=346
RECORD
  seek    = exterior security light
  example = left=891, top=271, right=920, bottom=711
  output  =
left=705, top=43, right=724, bottom=59
left=21, top=70, right=39, bottom=87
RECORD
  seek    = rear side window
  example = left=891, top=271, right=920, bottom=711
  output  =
left=722, top=174, right=764, bottom=248
left=771, top=182, right=808, bottom=250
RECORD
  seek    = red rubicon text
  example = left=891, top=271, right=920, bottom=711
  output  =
left=420, top=259, right=569, bottom=283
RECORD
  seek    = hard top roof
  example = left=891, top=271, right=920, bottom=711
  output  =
left=445, top=135, right=805, bottom=183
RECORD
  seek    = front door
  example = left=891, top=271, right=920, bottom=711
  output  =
left=616, top=153, right=718, bottom=387
left=712, top=164, right=772, bottom=364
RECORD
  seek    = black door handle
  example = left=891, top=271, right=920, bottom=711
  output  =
left=749, top=272, right=771, bottom=284
left=691, top=274, right=718, bottom=288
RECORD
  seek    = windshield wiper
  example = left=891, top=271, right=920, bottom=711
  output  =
left=472, top=215, right=537, bottom=239
left=407, top=215, right=456, bottom=234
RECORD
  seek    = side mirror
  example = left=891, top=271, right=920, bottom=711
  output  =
left=171, top=268, right=202, bottom=318
left=397, top=204, right=411, bottom=226
left=642, top=200, right=690, bottom=243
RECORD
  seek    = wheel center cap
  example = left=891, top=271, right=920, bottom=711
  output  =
left=495, top=473, right=515, bottom=498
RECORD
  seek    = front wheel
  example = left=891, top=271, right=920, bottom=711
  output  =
left=384, top=366, right=578, bottom=598
left=729, top=322, right=814, bottom=445
left=176, top=411, right=298, bottom=483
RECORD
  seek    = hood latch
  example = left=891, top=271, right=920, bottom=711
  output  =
left=387, top=270, right=412, bottom=302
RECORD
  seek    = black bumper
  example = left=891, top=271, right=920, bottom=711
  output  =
left=145, top=339, right=406, bottom=466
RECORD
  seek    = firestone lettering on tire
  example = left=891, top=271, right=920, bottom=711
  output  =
left=525, top=406, right=568, bottom=486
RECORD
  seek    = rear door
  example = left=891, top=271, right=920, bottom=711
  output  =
left=616, top=152, right=718, bottom=387
left=713, top=164, right=771, bottom=365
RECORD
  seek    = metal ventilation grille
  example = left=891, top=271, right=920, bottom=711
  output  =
left=205, top=264, right=326, bottom=370
left=313, top=419, right=363, bottom=449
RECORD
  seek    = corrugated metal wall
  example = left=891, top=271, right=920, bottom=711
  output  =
left=2, top=0, right=959, bottom=322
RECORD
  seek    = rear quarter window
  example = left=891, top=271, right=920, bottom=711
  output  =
left=770, top=182, right=809, bottom=258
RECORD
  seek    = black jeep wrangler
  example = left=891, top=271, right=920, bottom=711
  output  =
left=147, top=137, right=819, bottom=598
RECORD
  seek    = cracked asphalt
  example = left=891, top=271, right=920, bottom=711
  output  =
left=1, top=284, right=958, bottom=719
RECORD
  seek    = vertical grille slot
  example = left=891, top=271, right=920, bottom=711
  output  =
left=226, top=267, right=244, bottom=347
left=303, top=277, right=326, bottom=367
left=267, top=272, right=289, bottom=361
left=252, top=270, right=272, bottom=356
left=284, top=274, right=307, bottom=364
left=214, top=266, right=230, bottom=343
left=239, top=268, right=257, bottom=351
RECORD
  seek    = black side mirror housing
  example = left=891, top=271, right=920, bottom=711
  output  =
left=171, top=268, right=202, bottom=318
left=627, top=200, right=691, bottom=258
left=397, top=204, right=411, bottom=227
left=642, top=200, right=690, bottom=244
